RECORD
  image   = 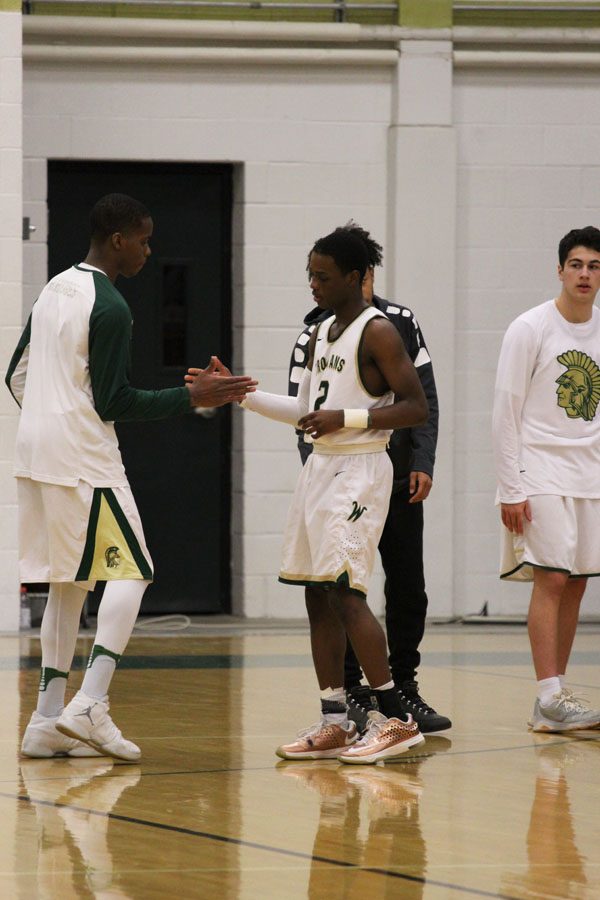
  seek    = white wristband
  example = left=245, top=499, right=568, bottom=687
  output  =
left=343, top=409, right=370, bottom=429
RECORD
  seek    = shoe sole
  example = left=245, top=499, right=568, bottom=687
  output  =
left=275, top=742, right=357, bottom=760
left=275, top=750, right=344, bottom=760
left=338, top=732, right=425, bottom=765
left=56, top=720, right=140, bottom=763
left=416, top=720, right=452, bottom=734
left=21, top=745, right=103, bottom=759
left=529, top=717, right=600, bottom=733
left=21, top=746, right=68, bottom=759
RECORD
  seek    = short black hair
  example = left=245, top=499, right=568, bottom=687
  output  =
left=335, top=220, right=383, bottom=268
left=309, top=230, right=369, bottom=281
left=558, top=226, right=600, bottom=267
left=90, top=193, right=151, bottom=240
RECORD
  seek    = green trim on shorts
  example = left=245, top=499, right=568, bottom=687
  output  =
left=278, top=573, right=367, bottom=600
left=102, top=488, right=153, bottom=580
left=500, top=560, right=589, bottom=581
left=76, top=488, right=153, bottom=581
left=75, top=488, right=103, bottom=581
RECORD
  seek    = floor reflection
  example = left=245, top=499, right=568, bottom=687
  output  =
left=19, top=759, right=140, bottom=899
left=276, top=740, right=452, bottom=898
left=501, top=735, right=596, bottom=900
left=8, top=627, right=600, bottom=898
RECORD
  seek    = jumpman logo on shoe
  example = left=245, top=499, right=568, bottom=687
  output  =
left=75, top=704, right=96, bottom=725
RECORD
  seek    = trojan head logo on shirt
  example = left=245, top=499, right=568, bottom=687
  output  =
left=105, top=546, right=121, bottom=569
left=555, top=350, right=600, bottom=422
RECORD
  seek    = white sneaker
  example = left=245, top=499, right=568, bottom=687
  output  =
left=530, top=690, right=600, bottom=733
left=21, top=711, right=104, bottom=758
left=56, top=691, right=141, bottom=762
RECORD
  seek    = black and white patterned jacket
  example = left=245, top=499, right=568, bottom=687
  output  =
left=288, top=296, right=439, bottom=488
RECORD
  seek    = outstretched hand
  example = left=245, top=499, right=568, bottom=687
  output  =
left=184, top=357, right=257, bottom=408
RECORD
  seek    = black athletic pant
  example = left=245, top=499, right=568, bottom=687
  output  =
left=344, top=482, right=428, bottom=689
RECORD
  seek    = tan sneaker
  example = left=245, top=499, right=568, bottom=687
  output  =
left=339, top=711, right=424, bottom=765
left=275, top=719, right=358, bottom=760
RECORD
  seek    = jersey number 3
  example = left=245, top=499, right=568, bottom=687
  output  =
left=314, top=380, right=329, bottom=410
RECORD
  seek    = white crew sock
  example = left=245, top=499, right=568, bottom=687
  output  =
left=320, top=686, right=348, bottom=725
left=80, top=580, right=148, bottom=700
left=36, top=674, right=68, bottom=719
left=538, top=676, right=561, bottom=707
left=82, top=653, right=118, bottom=701
left=372, top=680, right=395, bottom=692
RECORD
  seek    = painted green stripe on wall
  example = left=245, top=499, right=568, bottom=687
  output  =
left=0, top=1, right=20, bottom=12
left=455, top=9, right=600, bottom=27
left=399, top=0, right=451, bottom=27
left=26, top=1, right=397, bottom=24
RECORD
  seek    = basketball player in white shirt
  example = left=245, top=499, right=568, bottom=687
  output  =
left=190, top=230, right=429, bottom=763
left=493, top=226, right=600, bottom=732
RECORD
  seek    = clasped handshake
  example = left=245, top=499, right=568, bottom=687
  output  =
left=183, top=357, right=257, bottom=408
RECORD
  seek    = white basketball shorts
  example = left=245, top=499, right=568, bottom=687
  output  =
left=500, top=494, right=600, bottom=582
left=18, top=478, right=153, bottom=590
left=279, top=448, right=393, bottom=598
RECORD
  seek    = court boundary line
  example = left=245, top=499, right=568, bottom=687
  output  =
left=8, top=736, right=590, bottom=788
left=4, top=790, right=520, bottom=900
left=120, top=737, right=591, bottom=776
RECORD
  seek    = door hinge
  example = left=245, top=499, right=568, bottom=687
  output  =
left=22, top=217, right=36, bottom=241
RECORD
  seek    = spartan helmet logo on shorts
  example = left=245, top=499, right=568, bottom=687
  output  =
left=556, top=350, right=600, bottom=422
left=105, top=546, right=121, bottom=569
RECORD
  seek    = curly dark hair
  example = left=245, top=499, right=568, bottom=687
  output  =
left=308, top=229, right=370, bottom=280
left=335, top=220, right=383, bottom=268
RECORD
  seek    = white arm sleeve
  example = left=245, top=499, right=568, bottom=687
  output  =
left=242, top=367, right=311, bottom=425
left=492, top=319, right=537, bottom=504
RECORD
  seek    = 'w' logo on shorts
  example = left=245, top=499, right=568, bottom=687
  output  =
left=347, top=501, right=367, bottom=522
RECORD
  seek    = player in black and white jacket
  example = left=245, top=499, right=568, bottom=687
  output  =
left=288, top=222, right=450, bottom=733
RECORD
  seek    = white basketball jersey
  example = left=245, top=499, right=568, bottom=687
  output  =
left=309, top=306, right=394, bottom=451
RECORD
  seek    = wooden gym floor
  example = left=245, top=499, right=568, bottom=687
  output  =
left=1, top=622, right=599, bottom=899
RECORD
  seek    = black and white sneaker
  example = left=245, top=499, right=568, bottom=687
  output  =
left=397, top=680, right=451, bottom=733
left=346, top=685, right=378, bottom=735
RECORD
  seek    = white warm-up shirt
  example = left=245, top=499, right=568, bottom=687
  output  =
left=6, top=264, right=190, bottom=487
left=492, top=299, right=600, bottom=503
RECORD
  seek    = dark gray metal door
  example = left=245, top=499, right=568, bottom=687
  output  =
left=48, top=160, right=233, bottom=614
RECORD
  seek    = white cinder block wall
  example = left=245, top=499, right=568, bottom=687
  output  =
left=22, top=61, right=395, bottom=619
left=0, top=8, right=22, bottom=632
left=8, top=21, right=600, bottom=626
left=454, top=70, right=600, bottom=617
